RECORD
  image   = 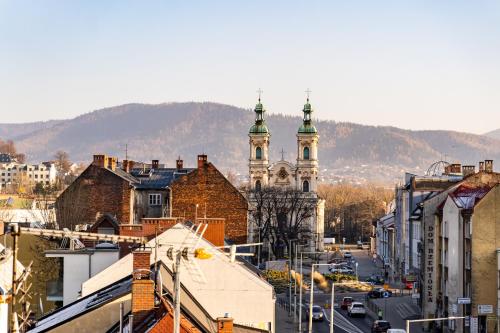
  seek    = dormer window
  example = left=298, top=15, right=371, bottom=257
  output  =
left=256, top=147, right=262, bottom=160
left=303, top=147, right=310, bottom=160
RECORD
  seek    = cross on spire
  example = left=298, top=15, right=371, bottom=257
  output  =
left=280, top=148, right=286, bottom=160
left=305, top=88, right=312, bottom=102
left=257, top=88, right=263, bottom=102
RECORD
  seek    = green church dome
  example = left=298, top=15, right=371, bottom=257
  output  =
left=298, top=99, right=317, bottom=134
left=249, top=100, right=270, bottom=134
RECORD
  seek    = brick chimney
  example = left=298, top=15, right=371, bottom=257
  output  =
left=128, top=160, right=135, bottom=171
left=122, top=159, right=129, bottom=172
left=107, top=157, right=117, bottom=171
left=93, top=154, right=107, bottom=168
left=152, top=160, right=159, bottom=170
left=485, top=160, right=494, bottom=173
left=197, top=154, right=208, bottom=169
left=462, top=165, right=475, bottom=178
left=217, top=315, right=234, bottom=333
left=176, top=157, right=183, bottom=170
left=479, top=161, right=485, bottom=172
left=131, top=249, right=154, bottom=329
left=450, top=163, right=462, bottom=174
left=444, top=165, right=451, bottom=175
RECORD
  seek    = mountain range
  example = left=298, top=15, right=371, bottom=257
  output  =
left=1, top=102, right=500, bottom=183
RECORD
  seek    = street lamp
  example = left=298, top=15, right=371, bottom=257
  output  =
left=308, top=263, right=335, bottom=333
left=299, top=251, right=324, bottom=333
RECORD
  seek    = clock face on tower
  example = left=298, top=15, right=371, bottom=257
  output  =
left=278, top=167, right=289, bottom=180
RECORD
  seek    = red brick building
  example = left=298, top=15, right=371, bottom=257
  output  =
left=56, top=154, right=248, bottom=244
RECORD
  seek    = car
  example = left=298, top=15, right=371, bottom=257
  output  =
left=306, top=305, right=324, bottom=321
left=343, top=251, right=352, bottom=259
left=405, top=281, right=415, bottom=290
left=341, top=296, right=353, bottom=310
left=329, top=266, right=354, bottom=274
left=348, top=302, right=366, bottom=317
left=372, top=320, right=391, bottom=333
left=366, top=275, right=385, bottom=285
left=368, top=288, right=392, bottom=299
left=387, top=329, right=407, bottom=333
left=357, top=241, right=363, bottom=249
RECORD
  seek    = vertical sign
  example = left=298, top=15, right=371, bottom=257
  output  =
left=426, top=223, right=435, bottom=305
left=470, top=317, right=478, bottom=333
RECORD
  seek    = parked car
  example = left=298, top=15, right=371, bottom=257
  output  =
left=368, top=288, right=392, bottom=299
left=366, top=275, right=385, bottom=285
left=343, top=251, right=352, bottom=259
left=357, top=241, right=363, bottom=249
left=306, top=305, right=324, bottom=321
left=348, top=302, right=366, bottom=317
left=387, top=329, right=407, bottom=333
left=372, top=320, right=391, bottom=333
left=405, top=281, right=415, bottom=289
left=341, top=296, right=353, bottom=310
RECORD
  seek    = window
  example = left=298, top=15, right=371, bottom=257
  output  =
left=255, top=147, right=262, bottom=160
left=149, top=193, right=161, bottom=206
left=255, top=180, right=261, bottom=191
left=303, top=180, right=310, bottom=192
left=303, top=147, right=310, bottom=160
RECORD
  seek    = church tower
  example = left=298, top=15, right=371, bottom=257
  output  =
left=249, top=97, right=270, bottom=190
left=296, top=97, right=319, bottom=193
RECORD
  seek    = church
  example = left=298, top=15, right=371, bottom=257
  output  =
left=247, top=95, right=325, bottom=254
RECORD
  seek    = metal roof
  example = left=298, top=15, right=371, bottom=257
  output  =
left=130, top=168, right=195, bottom=189
left=449, top=184, right=492, bottom=210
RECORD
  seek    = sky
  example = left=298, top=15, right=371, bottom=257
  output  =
left=1, top=1, right=500, bottom=134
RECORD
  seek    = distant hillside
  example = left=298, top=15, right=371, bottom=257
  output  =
left=485, top=129, right=500, bottom=140
left=2, top=102, right=500, bottom=183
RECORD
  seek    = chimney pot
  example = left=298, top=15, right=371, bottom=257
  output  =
left=92, top=154, right=107, bottom=168
left=106, top=157, right=117, bottom=171
left=217, top=316, right=234, bottom=333
left=485, top=160, right=494, bottom=173
left=479, top=161, right=485, bottom=172
left=152, top=160, right=159, bottom=170
left=176, top=157, right=184, bottom=170
left=462, top=165, right=476, bottom=178
left=197, top=154, right=208, bottom=169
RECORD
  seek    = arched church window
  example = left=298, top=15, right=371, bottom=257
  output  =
left=303, top=180, right=310, bottom=192
left=256, top=147, right=262, bottom=160
left=255, top=180, right=262, bottom=191
left=303, top=147, right=310, bottom=160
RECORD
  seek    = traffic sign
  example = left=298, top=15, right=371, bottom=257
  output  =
left=458, top=297, right=471, bottom=304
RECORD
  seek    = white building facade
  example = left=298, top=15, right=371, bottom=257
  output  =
left=0, top=159, right=57, bottom=191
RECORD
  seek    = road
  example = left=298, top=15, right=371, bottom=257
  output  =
left=283, top=249, right=391, bottom=333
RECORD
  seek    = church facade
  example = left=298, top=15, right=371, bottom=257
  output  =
left=247, top=97, right=325, bottom=253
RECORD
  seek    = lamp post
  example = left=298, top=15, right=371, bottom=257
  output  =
left=299, top=251, right=324, bottom=333
left=309, top=263, right=335, bottom=333
left=406, top=316, right=465, bottom=333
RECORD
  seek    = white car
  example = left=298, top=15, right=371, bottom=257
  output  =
left=347, top=302, right=366, bottom=317
left=343, top=251, right=352, bottom=259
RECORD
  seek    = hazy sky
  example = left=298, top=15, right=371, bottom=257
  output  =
left=1, top=1, right=500, bottom=134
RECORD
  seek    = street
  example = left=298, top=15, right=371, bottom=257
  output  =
left=276, top=248, right=420, bottom=333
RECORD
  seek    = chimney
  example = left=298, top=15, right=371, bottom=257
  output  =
left=152, top=160, right=159, bottom=170
left=462, top=165, right=475, bottom=178
left=128, top=160, right=135, bottom=171
left=107, top=157, right=117, bottom=171
left=485, top=160, right=494, bottom=173
left=197, top=154, right=208, bottom=169
left=122, top=159, right=129, bottom=172
left=444, top=165, right=451, bottom=175
left=131, top=249, right=154, bottom=329
left=176, top=157, right=183, bottom=170
left=451, top=163, right=461, bottom=174
left=92, top=154, right=107, bottom=168
left=479, top=161, right=485, bottom=172
left=217, top=315, right=234, bottom=333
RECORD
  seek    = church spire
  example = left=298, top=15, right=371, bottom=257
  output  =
left=249, top=89, right=269, bottom=134
left=298, top=90, right=317, bottom=134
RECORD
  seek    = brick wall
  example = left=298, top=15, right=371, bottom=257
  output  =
left=132, top=250, right=154, bottom=328
left=55, top=164, right=132, bottom=229
left=171, top=163, right=248, bottom=243
left=217, top=317, right=234, bottom=333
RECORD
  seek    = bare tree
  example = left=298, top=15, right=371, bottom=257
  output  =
left=249, top=187, right=316, bottom=259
